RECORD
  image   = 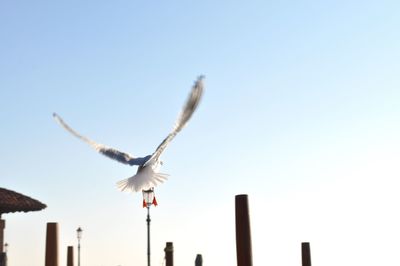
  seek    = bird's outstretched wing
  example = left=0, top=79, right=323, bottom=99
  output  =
left=53, top=113, right=144, bottom=166
left=145, top=75, right=204, bottom=165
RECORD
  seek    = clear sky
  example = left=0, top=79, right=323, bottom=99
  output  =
left=1, top=0, right=400, bottom=265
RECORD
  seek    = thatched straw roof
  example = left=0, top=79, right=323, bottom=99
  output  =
left=0, top=187, right=46, bottom=215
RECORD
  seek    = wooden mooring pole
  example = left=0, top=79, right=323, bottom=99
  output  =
left=0, top=217, right=5, bottom=266
left=164, top=242, right=173, bottom=266
left=235, top=194, right=253, bottom=266
left=67, top=246, right=74, bottom=266
left=195, top=254, right=203, bottom=266
left=0, top=218, right=4, bottom=253
left=301, top=242, right=311, bottom=266
left=45, top=222, right=59, bottom=266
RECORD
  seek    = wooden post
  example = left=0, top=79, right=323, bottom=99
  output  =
left=164, top=242, right=173, bottom=266
left=195, top=254, right=203, bottom=266
left=67, top=246, right=74, bottom=266
left=0, top=217, right=5, bottom=266
left=0, top=254, right=5, bottom=266
left=235, top=194, right=253, bottom=266
left=0, top=218, right=5, bottom=253
left=301, top=242, right=311, bottom=266
left=45, top=222, right=59, bottom=266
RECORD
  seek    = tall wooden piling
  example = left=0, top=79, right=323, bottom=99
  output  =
left=235, top=194, right=253, bottom=266
left=45, top=222, right=59, bottom=266
left=0, top=252, right=5, bottom=266
left=67, top=246, right=74, bottom=266
left=0, top=218, right=4, bottom=266
left=195, top=254, right=203, bottom=266
left=0, top=218, right=4, bottom=253
left=164, top=242, right=173, bottom=266
left=301, top=242, right=311, bottom=266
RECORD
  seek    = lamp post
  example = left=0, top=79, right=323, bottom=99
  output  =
left=76, top=227, right=82, bottom=266
left=142, top=188, right=157, bottom=266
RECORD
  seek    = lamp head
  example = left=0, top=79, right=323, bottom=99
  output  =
left=77, top=227, right=83, bottom=240
left=142, top=188, right=155, bottom=207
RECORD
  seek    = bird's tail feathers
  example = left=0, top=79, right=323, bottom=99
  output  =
left=117, top=172, right=169, bottom=192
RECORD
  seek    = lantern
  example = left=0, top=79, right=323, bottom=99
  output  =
left=76, top=227, right=83, bottom=240
left=142, top=188, right=158, bottom=207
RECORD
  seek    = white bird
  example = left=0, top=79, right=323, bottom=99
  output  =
left=53, top=76, right=204, bottom=192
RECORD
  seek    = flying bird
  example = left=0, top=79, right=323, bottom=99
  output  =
left=53, top=76, right=204, bottom=192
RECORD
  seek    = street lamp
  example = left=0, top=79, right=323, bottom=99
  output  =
left=142, top=188, right=157, bottom=266
left=76, top=227, right=83, bottom=266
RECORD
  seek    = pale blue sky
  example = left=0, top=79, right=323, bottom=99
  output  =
left=1, top=0, right=400, bottom=265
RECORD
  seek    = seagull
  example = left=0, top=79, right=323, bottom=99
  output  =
left=53, top=76, right=204, bottom=192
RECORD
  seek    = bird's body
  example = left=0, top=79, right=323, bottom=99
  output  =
left=54, top=76, right=204, bottom=192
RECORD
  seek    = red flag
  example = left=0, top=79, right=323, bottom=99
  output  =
left=143, top=199, right=147, bottom=208
left=152, top=196, right=158, bottom=206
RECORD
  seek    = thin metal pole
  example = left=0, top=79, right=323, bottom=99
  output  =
left=78, top=239, right=80, bottom=266
left=146, top=206, right=151, bottom=266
